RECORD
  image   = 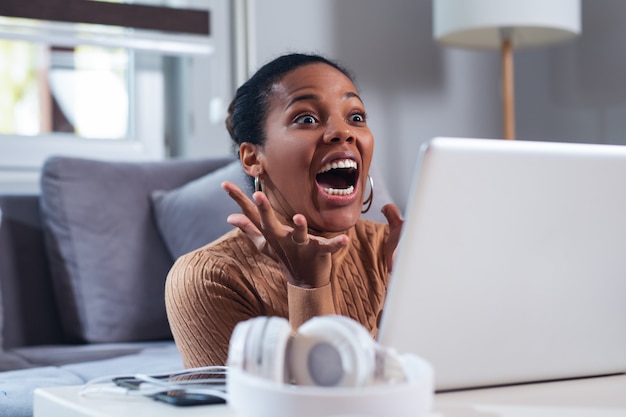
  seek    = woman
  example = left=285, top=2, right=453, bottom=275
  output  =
left=165, top=53, right=403, bottom=368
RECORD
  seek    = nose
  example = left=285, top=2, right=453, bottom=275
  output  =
left=323, top=117, right=355, bottom=144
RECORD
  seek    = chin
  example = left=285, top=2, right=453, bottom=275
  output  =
left=315, top=208, right=361, bottom=233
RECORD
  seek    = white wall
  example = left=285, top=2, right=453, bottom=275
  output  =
left=180, top=0, right=237, bottom=158
left=515, top=0, right=626, bottom=146
left=251, top=0, right=501, bottom=211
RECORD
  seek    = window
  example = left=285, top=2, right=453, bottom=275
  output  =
left=1, top=40, right=131, bottom=138
left=0, top=0, right=219, bottom=193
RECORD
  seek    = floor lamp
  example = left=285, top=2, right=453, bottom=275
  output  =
left=433, top=0, right=581, bottom=140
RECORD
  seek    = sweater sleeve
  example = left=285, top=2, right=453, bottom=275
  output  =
left=164, top=251, right=260, bottom=368
left=287, top=282, right=336, bottom=330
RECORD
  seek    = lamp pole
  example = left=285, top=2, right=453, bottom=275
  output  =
left=501, top=29, right=515, bottom=140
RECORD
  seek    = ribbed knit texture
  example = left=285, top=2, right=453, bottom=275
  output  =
left=165, top=219, right=390, bottom=368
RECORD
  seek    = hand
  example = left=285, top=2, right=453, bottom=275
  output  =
left=381, top=204, right=404, bottom=272
left=221, top=181, right=349, bottom=288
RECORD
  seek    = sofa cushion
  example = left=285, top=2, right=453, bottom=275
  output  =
left=0, top=366, right=85, bottom=417
left=61, top=343, right=183, bottom=382
left=0, top=346, right=183, bottom=417
left=0, top=351, right=34, bottom=372
left=40, top=156, right=234, bottom=343
left=151, top=159, right=252, bottom=259
left=10, top=340, right=176, bottom=367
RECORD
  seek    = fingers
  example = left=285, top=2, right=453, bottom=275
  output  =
left=251, top=191, right=272, bottom=227
left=324, top=233, right=350, bottom=253
left=291, top=214, right=348, bottom=253
left=223, top=180, right=277, bottom=252
left=226, top=213, right=258, bottom=237
left=291, top=214, right=309, bottom=245
left=223, top=180, right=296, bottom=245
left=382, top=203, right=404, bottom=272
left=223, top=181, right=287, bottom=253
left=223, top=180, right=282, bottom=235
left=252, top=190, right=288, bottom=241
left=227, top=213, right=266, bottom=250
left=222, top=181, right=261, bottom=226
left=223, top=180, right=348, bottom=267
left=382, top=203, right=403, bottom=230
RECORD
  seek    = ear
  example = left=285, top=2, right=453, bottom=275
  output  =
left=239, top=142, right=263, bottom=177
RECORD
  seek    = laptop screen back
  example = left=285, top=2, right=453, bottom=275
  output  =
left=377, top=137, right=626, bottom=391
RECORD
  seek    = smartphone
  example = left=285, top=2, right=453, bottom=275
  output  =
left=152, top=390, right=226, bottom=406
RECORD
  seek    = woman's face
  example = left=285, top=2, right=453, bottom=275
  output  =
left=256, top=63, right=374, bottom=234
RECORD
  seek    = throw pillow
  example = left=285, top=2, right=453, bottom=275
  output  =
left=151, top=159, right=253, bottom=259
left=40, top=156, right=234, bottom=343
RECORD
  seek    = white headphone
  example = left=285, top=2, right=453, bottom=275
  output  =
left=227, top=315, right=424, bottom=388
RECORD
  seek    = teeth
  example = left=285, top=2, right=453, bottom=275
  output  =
left=318, top=159, right=357, bottom=174
left=323, top=185, right=354, bottom=196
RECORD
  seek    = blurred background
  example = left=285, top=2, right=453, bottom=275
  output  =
left=1, top=0, right=623, bottom=211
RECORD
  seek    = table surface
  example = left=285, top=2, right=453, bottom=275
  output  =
left=34, top=373, right=626, bottom=417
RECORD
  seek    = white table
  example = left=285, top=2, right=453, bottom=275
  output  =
left=33, top=374, right=626, bottom=417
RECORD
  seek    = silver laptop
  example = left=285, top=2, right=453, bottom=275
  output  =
left=377, top=137, right=626, bottom=391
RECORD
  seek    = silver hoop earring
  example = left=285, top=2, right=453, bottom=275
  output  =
left=254, top=174, right=263, bottom=193
left=361, top=175, right=374, bottom=214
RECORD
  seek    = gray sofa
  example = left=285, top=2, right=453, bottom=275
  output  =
left=0, top=155, right=392, bottom=417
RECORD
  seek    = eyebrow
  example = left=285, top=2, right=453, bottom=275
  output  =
left=286, top=91, right=363, bottom=108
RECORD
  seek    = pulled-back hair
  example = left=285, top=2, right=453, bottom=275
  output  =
left=225, top=53, right=354, bottom=151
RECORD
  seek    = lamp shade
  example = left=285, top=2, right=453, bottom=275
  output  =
left=434, top=0, right=581, bottom=50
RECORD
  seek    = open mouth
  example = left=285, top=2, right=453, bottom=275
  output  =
left=315, top=159, right=358, bottom=196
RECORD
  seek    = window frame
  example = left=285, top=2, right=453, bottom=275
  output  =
left=0, top=0, right=213, bottom=193
left=0, top=0, right=210, bottom=36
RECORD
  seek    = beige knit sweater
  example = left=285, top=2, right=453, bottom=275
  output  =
left=164, top=219, right=390, bottom=368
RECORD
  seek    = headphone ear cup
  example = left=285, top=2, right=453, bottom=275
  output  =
left=288, top=315, right=376, bottom=387
left=228, top=318, right=252, bottom=370
left=258, top=316, right=292, bottom=383
left=228, top=316, right=291, bottom=383
left=397, top=353, right=434, bottom=385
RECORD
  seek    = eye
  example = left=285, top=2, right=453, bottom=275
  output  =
left=295, top=114, right=317, bottom=124
left=350, top=113, right=366, bottom=123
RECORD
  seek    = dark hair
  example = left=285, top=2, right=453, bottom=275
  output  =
left=225, top=53, right=355, bottom=151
